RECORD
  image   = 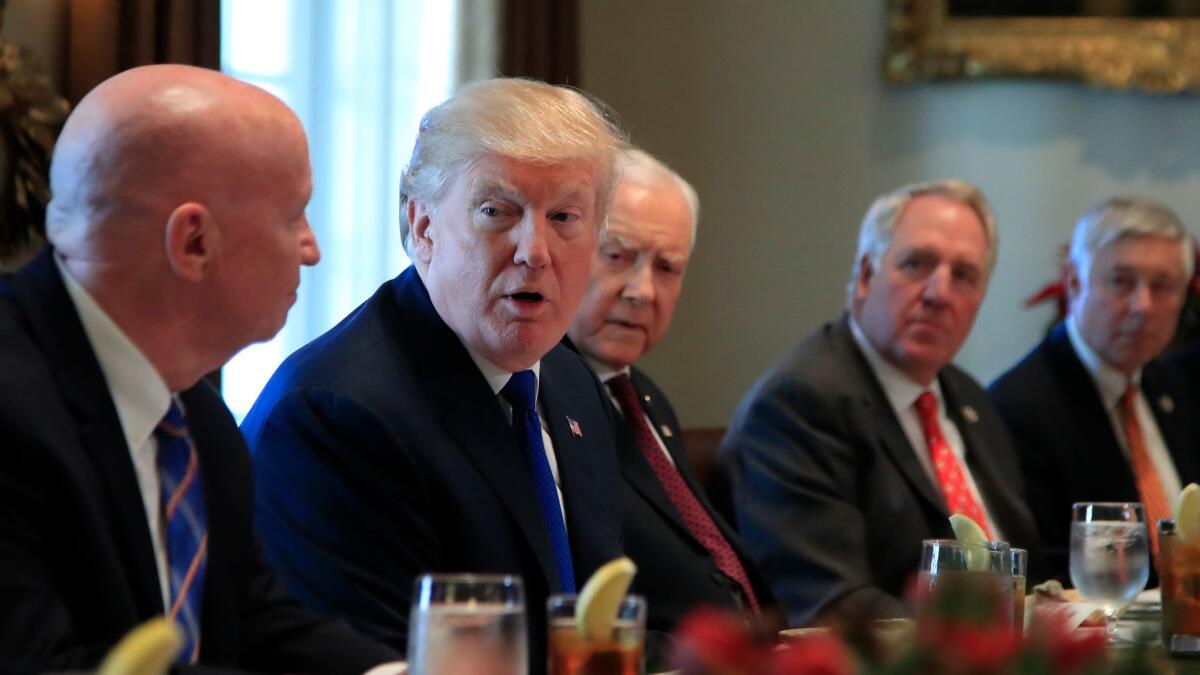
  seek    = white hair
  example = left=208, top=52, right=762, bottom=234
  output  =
left=615, top=147, right=700, bottom=250
left=1069, top=195, right=1195, bottom=283
left=398, top=78, right=628, bottom=254
left=846, top=179, right=997, bottom=303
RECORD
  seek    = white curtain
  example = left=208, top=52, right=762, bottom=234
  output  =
left=220, top=0, right=496, bottom=420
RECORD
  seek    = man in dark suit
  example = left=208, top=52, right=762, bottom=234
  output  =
left=991, top=197, right=1199, bottom=583
left=241, top=78, right=627, bottom=667
left=565, top=148, right=774, bottom=633
left=721, top=180, right=1042, bottom=627
left=0, top=65, right=398, bottom=673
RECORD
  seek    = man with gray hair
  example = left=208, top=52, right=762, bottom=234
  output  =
left=721, top=180, right=1041, bottom=626
left=242, top=78, right=627, bottom=668
left=991, top=196, right=1200, bottom=583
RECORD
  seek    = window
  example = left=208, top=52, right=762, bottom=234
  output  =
left=220, top=0, right=462, bottom=420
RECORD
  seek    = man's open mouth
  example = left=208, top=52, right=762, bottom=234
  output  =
left=509, top=291, right=544, bottom=303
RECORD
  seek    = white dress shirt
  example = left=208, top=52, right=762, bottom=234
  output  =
left=464, top=349, right=566, bottom=524
left=1066, top=316, right=1182, bottom=501
left=586, top=359, right=677, bottom=469
left=56, top=256, right=174, bottom=609
left=848, top=316, right=1002, bottom=539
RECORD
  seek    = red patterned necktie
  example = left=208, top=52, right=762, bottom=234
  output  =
left=1119, top=382, right=1169, bottom=557
left=914, top=391, right=994, bottom=540
left=607, top=374, right=760, bottom=614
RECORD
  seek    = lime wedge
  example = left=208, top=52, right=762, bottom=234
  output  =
left=576, top=556, right=637, bottom=641
left=949, top=513, right=991, bottom=571
left=99, top=617, right=184, bottom=675
left=1176, top=483, right=1200, bottom=545
left=949, top=513, right=988, bottom=544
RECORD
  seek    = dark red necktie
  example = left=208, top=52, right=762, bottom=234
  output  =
left=607, top=374, right=760, bottom=614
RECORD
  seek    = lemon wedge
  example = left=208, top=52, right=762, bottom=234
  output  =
left=1176, top=483, right=1200, bottom=545
left=575, top=556, right=637, bottom=641
left=949, top=513, right=992, bottom=572
left=98, top=617, right=185, bottom=675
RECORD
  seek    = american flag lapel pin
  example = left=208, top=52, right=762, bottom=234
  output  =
left=660, top=425, right=674, bottom=438
left=962, top=405, right=979, bottom=423
left=567, top=416, right=583, bottom=437
left=1160, top=395, right=1175, bottom=414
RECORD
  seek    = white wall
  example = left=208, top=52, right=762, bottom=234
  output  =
left=581, top=0, right=1200, bottom=428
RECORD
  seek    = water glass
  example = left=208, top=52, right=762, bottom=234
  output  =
left=407, top=574, right=527, bottom=675
left=1011, top=548, right=1028, bottom=633
left=547, top=593, right=646, bottom=675
left=1069, top=502, right=1150, bottom=642
left=916, top=539, right=1013, bottom=629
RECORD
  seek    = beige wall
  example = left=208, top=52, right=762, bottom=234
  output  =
left=580, top=0, right=1200, bottom=428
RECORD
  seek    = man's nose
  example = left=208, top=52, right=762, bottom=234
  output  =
left=621, top=258, right=655, bottom=304
left=921, top=265, right=951, bottom=305
left=300, top=216, right=321, bottom=266
left=513, top=214, right=550, bottom=268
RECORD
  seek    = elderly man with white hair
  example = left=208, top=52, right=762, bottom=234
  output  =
left=991, top=196, right=1200, bottom=584
left=241, top=78, right=628, bottom=670
left=721, top=180, right=1041, bottom=627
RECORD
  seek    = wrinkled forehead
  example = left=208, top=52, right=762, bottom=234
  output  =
left=463, top=155, right=599, bottom=206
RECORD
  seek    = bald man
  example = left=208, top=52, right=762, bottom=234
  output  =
left=0, top=65, right=398, bottom=673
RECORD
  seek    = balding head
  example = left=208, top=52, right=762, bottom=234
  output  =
left=47, top=65, right=318, bottom=390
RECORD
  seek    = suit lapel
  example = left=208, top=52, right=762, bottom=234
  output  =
left=539, top=352, right=619, bottom=582
left=395, top=270, right=561, bottom=591
left=13, top=250, right=164, bottom=615
left=833, top=320, right=948, bottom=514
left=1044, top=326, right=1138, bottom=497
left=1142, top=363, right=1200, bottom=484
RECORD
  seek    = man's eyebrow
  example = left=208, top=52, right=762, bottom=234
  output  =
left=469, top=179, right=523, bottom=203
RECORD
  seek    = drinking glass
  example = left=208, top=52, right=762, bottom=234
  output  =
left=1069, top=502, right=1150, bottom=642
left=916, top=539, right=1013, bottom=630
left=1011, top=548, right=1028, bottom=633
left=407, top=574, right=527, bottom=675
left=547, top=594, right=646, bottom=675
left=1158, top=518, right=1200, bottom=655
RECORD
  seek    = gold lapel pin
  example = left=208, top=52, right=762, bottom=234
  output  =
left=660, top=425, right=674, bottom=438
left=962, top=405, right=979, bottom=424
left=1160, top=395, right=1175, bottom=414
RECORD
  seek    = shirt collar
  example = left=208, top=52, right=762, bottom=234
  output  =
left=463, top=345, right=542, bottom=397
left=55, top=255, right=172, bottom=452
left=584, top=358, right=630, bottom=384
left=1066, top=315, right=1140, bottom=408
left=849, top=315, right=946, bottom=413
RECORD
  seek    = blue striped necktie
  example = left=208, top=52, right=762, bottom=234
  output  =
left=156, top=400, right=208, bottom=663
left=500, top=370, right=575, bottom=593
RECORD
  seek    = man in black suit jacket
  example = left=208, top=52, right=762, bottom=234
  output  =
left=565, top=149, right=774, bottom=633
left=721, top=180, right=1042, bottom=627
left=242, top=79, right=627, bottom=668
left=991, top=196, right=1199, bottom=583
left=0, top=66, right=397, bottom=673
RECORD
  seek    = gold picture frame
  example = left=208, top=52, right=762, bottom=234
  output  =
left=884, top=0, right=1200, bottom=93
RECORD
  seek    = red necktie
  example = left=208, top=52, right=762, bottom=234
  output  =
left=607, top=374, right=760, bottom=614
left=914, top=391, right=994, bottom=540
left=1119, top=382, right=1169, bottom=557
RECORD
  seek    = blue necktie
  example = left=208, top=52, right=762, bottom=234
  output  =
left=501, top=370, right=575, bottom=593
left=156, top=400, right=208, bottom=663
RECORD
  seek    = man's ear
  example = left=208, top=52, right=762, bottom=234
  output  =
left=409, top=199, right=434, bottom=265
left=164, top=202, right=217, bottom=282
left=1065, top=262, right=1083, bottom=302
left=854, top=254, right=874, bottom=302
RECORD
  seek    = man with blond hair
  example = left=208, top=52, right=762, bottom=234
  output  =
left=0, top=65, right=397, bottom=673
left=243, top=78, right=628, bottom=667
left=721, top=180, right=1041, bottom=626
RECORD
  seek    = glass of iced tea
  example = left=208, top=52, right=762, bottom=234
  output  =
left=1011, top=548, right=1028, bottom=633
left=916, top=539, right=1014, bottom=631
left=406, top=574, right=527, bottom=675
left=547, top=594, right=646, bottom=675
left=1159, top=519, right=1200, bottom=656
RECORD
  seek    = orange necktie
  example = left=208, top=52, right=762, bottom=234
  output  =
left=1119, top=382, right=1170, bottom=557
left=915, top=391, right=994, bottom=539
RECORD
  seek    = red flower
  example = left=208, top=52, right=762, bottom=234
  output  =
left=673, top=607, right=765, bottom=675
left=768, top=635, right=856, bottom=675
left=922, top=620, right=1023, bottom=673
left=1030, top=613, right=1107, bottom=674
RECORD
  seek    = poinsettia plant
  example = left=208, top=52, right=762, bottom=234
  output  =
left=670, top=583, right=1162, bottom=675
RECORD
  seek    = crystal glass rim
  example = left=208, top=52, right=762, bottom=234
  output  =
left=922, top=538, right=1011, bottom=550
